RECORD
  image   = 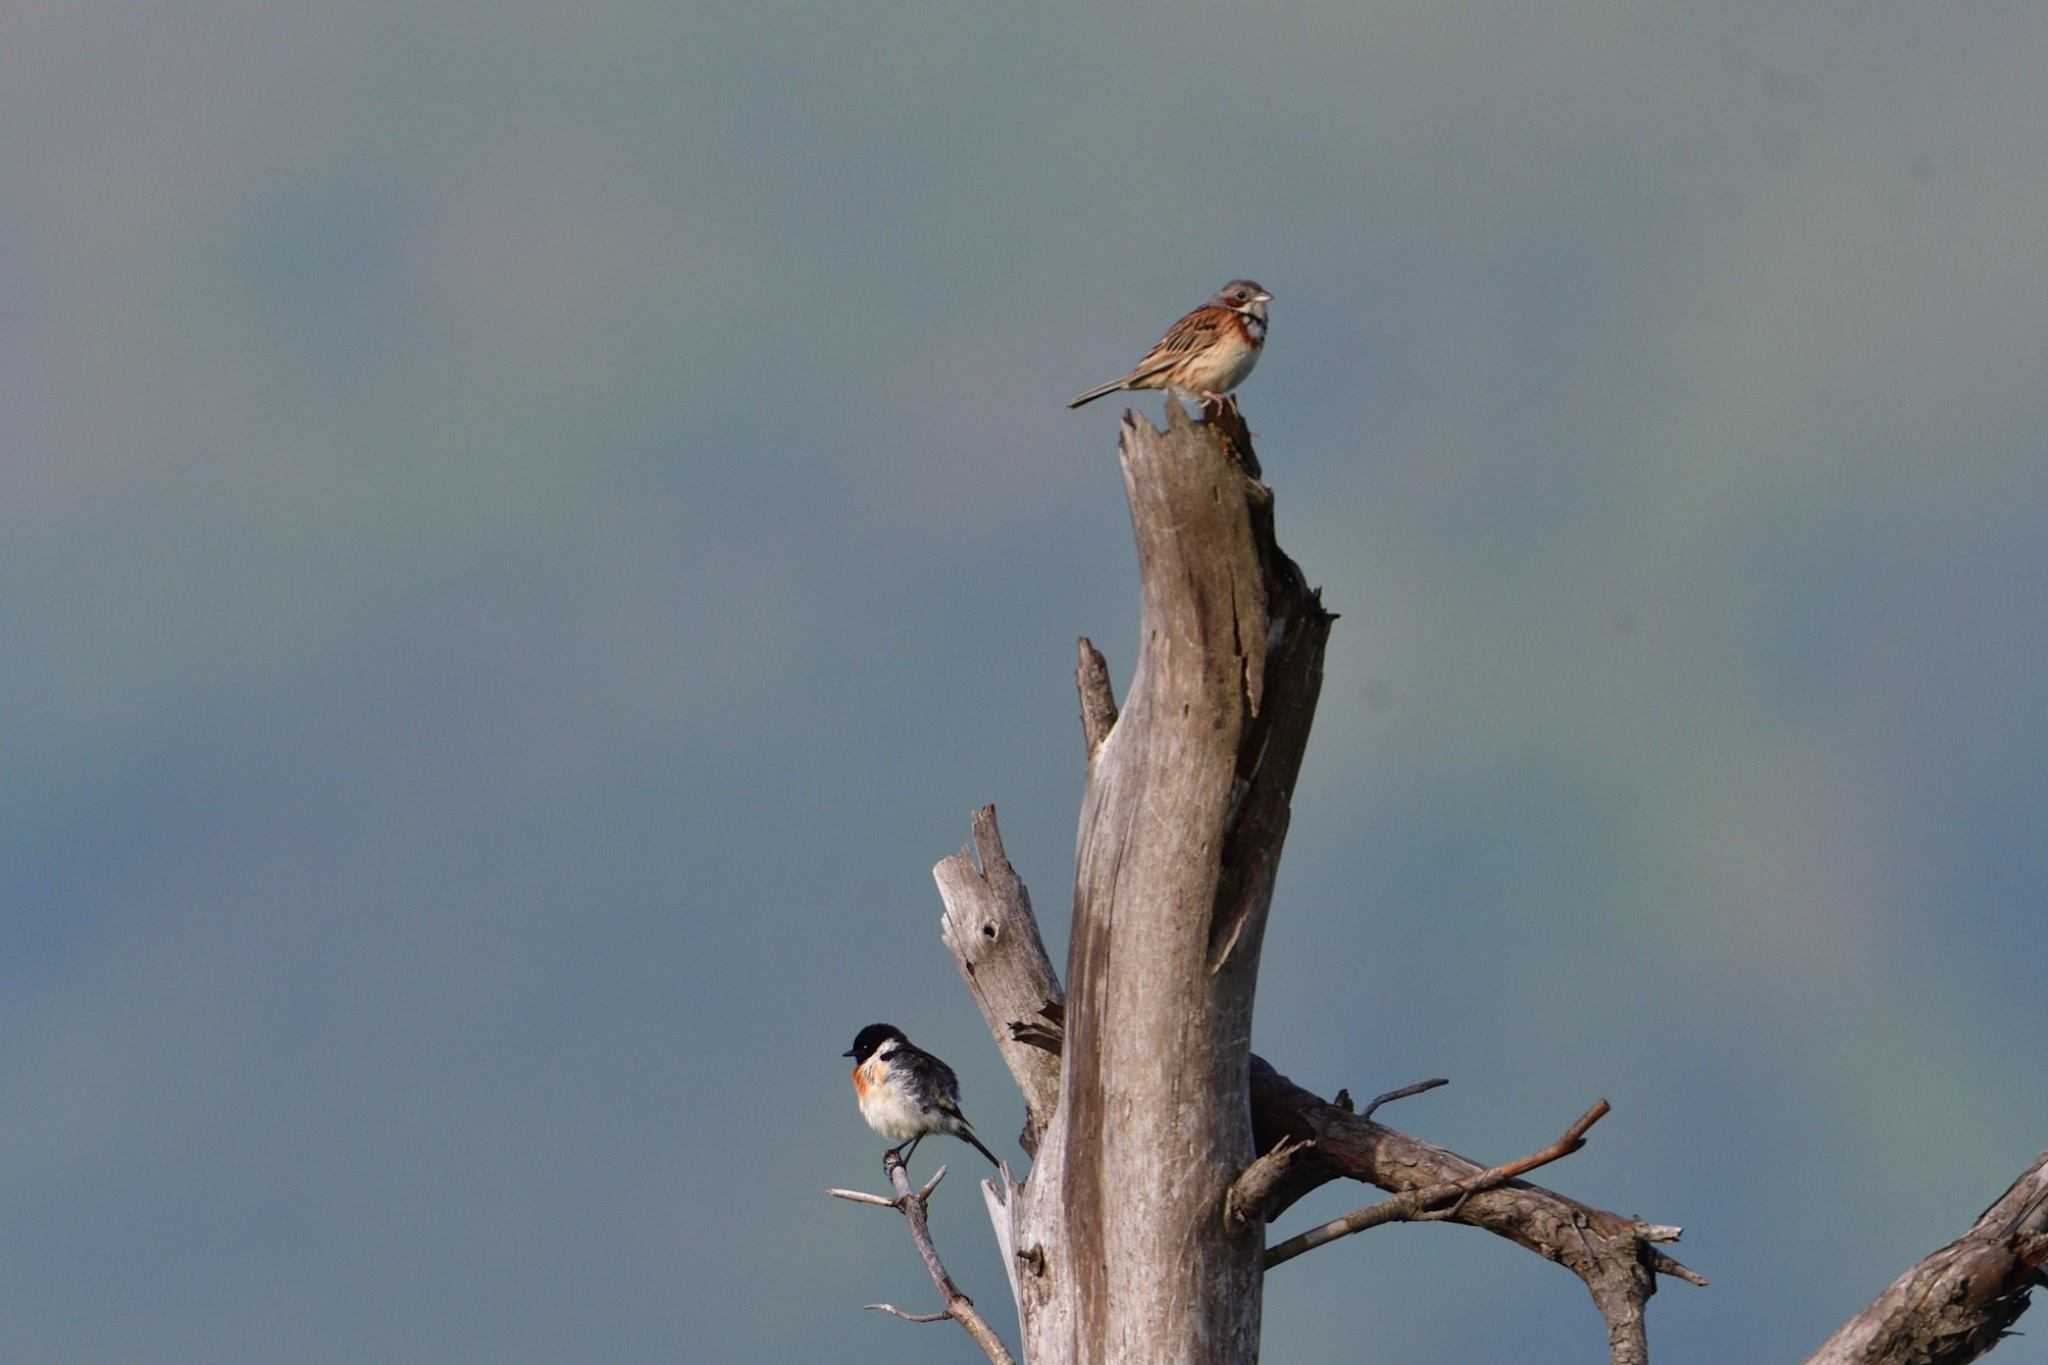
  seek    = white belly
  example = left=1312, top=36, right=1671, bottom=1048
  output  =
left=1179, top=330, right=1260, bottom=395
left=859, top=1081, right=930, bottom=1140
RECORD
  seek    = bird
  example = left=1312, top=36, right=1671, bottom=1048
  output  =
left=1068, top=279, right=1274, bottom=409
left=843, top=1023, right=1001, bottom=1169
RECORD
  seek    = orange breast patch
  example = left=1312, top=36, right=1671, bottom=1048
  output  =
left=851, top=1054, right=889, bottom=1103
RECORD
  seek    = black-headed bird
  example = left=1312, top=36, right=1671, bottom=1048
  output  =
left=843, top=1023, right=1000, bottom=1168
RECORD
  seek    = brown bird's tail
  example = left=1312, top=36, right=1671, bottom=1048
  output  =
left=1067, top=378, right=1128, bottom=409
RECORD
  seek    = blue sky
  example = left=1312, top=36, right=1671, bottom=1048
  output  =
left=4, top=3, right=2046, bottom=1361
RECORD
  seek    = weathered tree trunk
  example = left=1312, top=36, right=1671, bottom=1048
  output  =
left=912, top=401, right=2038, bottom=1365
left=987, top=401, right=1331, bottom=1363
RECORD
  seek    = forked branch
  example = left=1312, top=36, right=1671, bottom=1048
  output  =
left=1264, top=1097, right=1611, bottom=1269
left=1250, top=1056, right=1700, bottom=1365
left=828, top=1155, right=1017, bottom=1365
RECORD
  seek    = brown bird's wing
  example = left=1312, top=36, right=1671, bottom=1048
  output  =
left=1068, top=305, right=1228, bottom=408
left=1126, top=306, right=1227, bottom=381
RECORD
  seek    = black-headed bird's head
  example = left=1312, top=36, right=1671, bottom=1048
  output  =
left=842, top=1022, right=907, bottom=1064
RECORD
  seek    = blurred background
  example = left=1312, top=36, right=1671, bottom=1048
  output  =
left=4, top=3, right=2045, bottom=1361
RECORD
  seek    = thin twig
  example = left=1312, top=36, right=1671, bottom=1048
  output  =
left=1266, top=1100, right=1611, bottom=1269
left=827, top=1188, right=897, bottom=1208
left=1361, top=1076, right=1449, bottom=1122
left=1440, top=1100, right=1606, bottom=1189
left=1649, top=1249, right=1711, bottom=1288
left=830, top=1151, right=1018, bottom=1365
left=866, top=1304, right=953, bottom=1324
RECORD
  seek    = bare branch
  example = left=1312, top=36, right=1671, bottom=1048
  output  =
left=933, top=805, right=1062, bottom=1153
left=1361, top=1076, right=1449, bottom=1122
left=827, top=1187, right=898, bottom=1208
left=830, top=1152, right=1018, bottom=1365
left=1250, top=1057, right=1699, bottom=1365
left=1264, top=1099, right=1610, bottom=1268
left=1802, top=1149, right=2048, bottom=1365
left=1228, top=1135, right=1316, bottom=1229
left=1649, top=1249, right=1711, bottom=1289
left=866, top=1304, right=954, bottom=1324
left=1453, top=1099, right=1607, bottom=1185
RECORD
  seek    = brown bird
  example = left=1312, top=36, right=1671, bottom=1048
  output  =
left=1068, top=279, right=1273, bottom=409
